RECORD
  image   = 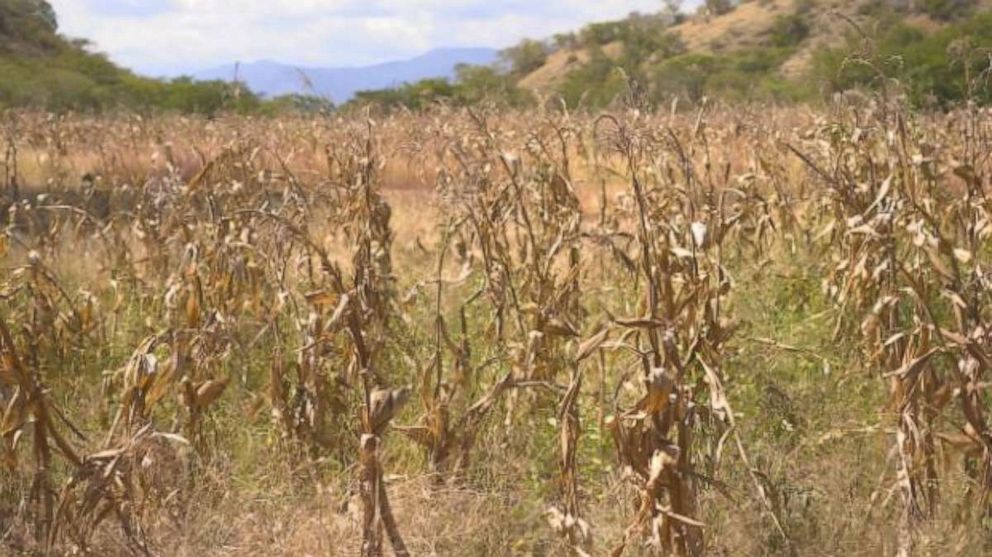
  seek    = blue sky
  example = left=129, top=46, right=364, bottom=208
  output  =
left=48, top=0, right=701, bottom=76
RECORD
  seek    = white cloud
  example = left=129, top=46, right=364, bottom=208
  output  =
left=48, top=0, right=700, bottom=76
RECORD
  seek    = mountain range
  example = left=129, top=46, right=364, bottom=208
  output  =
left=192, top=47, right=500, bottom=103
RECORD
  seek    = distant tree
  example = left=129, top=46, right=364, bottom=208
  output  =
left=662, top=0, right=686, bottom=24
left=455, top=64, right=533, bottom=107
left=30, top=0, right=57, bottom=31
left=2, top=1, right=59, bottom=32
left=770, top=14, right=810, bottom=47
left=552, top=32, right=578, bottom=50
left=705, top=0, right=736, bottom=16
left=0, top=0, right=61, bottom=52
left=500, top=39, right=549, bottom=76
left=455, top=65, right=504, bottom=97
left=663, top=0, right=683, bottom=17
left=919, top=0, right=976, bottom=20
left=268, top=94, right=334, bottom=114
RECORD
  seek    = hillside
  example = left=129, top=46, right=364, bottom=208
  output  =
left=193, top=48, right=500, bottom=104
left=518, top=42, right=624, bottom=91
left=516, top=0, right=992, bottom=102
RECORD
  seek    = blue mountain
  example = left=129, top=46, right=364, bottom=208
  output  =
left=193, top=47, right=500, bottom=103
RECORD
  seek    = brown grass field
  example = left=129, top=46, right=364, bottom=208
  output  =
left=2, top=100, right=992, bottom=556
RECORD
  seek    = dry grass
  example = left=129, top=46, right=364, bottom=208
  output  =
left=2, top=100, right=992, bottom=556
left=518, top=43, right=624, bottom=91
left=675, top=0, right=796, bottom=53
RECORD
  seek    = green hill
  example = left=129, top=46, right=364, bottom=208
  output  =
left=0, top=0, right=265, bottom=113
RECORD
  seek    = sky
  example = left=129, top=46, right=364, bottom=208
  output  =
left=47, top=0, right=701, bottom=76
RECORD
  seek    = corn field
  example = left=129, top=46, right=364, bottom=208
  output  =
left=2, top=100, right=992, bottom=555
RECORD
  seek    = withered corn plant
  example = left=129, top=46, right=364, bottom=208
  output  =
left=1, top=317, right=82, bottom=552
left=339, top=122, right=410, bottom=557
left=794, top=97, right=992, bottom=555
left=1, top=306, right=158, bottom=555
left=256, top=118, right=410, bottom=556
left=594, top=111, right=748, bottom=556
left=4, top=100, right=992, bottom=557
left=2, top=116, right=18, bottom=201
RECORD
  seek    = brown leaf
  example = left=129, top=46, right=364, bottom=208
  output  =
left=194, top=377, right=230, bottom=409
left=576, top=328, right=609, bottom=362
left=884, top=348, right=940, bottom=380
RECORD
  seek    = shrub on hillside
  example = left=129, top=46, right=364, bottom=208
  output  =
left=770, top=14, right=811, bottom=48
left=811, top=10, right=992, bottom=106
left=648, top=47, right=803, bottom=104
left=556, top=52, right=630, bottom=108
left=919, top=0, right=977, bottom=21
left=500, top=40, right=549, bottom=76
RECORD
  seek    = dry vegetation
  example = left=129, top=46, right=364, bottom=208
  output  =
left=2, top=99, right=992, bottom=556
